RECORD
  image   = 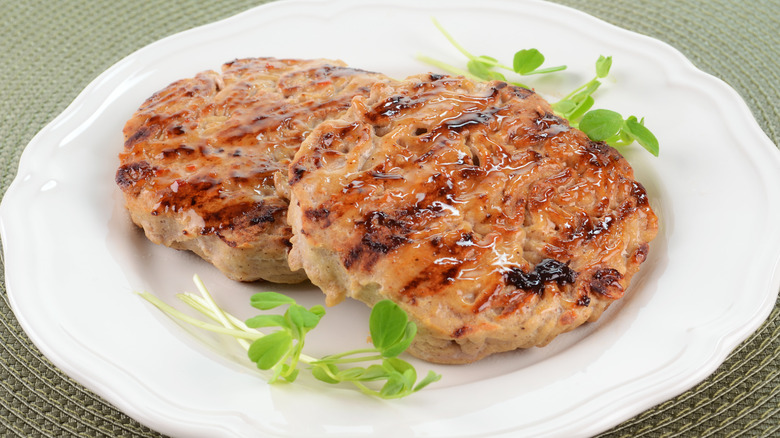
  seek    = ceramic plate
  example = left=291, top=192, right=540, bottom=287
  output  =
left=2, top=0, right=779, bottom=437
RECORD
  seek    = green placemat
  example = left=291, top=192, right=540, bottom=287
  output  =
left=1, top=0, right=778, bottom=436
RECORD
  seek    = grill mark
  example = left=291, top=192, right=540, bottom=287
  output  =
left=157, top=144, right=197, bottom=160
left=124, top=126, right=152, bottom=148
left=398, top=239, right=470, bottom=301
left=365, top=95, right=426, bottom=123
left=200, top=201, right=287, bottom=247
left=289, top=164, right=306, bottom=185
left=343, top=211, right=412, bottom=270
left=521, top=110, right=570, bottom=143
left=304, top=207, right=331, bottom=223
left=116, top=161, right=154, bottom=190
left=511, top=85, right=534, bottom=98
left=583, top=140, right=621, bottom=167
left=205, top=201, right=282, bottom=228
left=152, top=180, right=215, bottom=214
left=402, top=261, right=462, bottom=293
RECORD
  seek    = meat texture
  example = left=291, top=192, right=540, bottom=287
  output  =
left=287, top=73, right=659, bottom=363
left=116, top=57, right=386, bottom=283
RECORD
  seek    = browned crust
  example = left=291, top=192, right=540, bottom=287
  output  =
left=116, top=58, right=387, bottom=282
left=288, top=73, right=658, bottom=363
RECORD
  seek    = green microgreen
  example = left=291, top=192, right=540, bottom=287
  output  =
left=578, top=108, right=624, bottom=141
left=138, top=275, right=441, bottom=399
left=307, top=298, right=438, bottom=399
left=417, top=19, right=659, bottom=157
left=418, top=18, right=566, bottom=88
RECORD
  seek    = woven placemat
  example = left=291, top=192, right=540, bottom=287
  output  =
left=1, top=0, right=777, bottom=436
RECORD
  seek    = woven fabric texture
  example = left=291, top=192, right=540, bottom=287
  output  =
left=1, top=0, right=778, bottom=437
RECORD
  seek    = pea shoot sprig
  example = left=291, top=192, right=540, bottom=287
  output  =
left=139, top=275, right=441, bottom=399
left=551, top=56, right=659, bottom=156
left=416, top=18, right=566, bottom=88
left=417, top=18, right=659, bottom=157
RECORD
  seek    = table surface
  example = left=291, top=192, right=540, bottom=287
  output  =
left=1, top=0, right=778, bottom=436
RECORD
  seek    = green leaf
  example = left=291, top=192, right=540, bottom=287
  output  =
left=337, top=367, right=366, bottom=381
left=280, top=365, right=299, bottom=383
left=369, top=300, right=409, bottom=352
left=571, top=81, right=601, bottom=104
left=579, top=109, right=624, bottom=141
left=311, top=363, right=341, bottom=384
left=250, top=292, right=295, bottom=310
left=596, top=55, right=612, bottom=78
left=287, top=304, right=322, bottom=331
left=618, top=121, right=635, bottom=144
left=380, top=322, right=417, bottom=358
left=374, top=359, right=418, bottom=398
left=379, top=372, right=407, bottom=398
left=383, top=357, right=415, bottom=375
left=513, top=49, right=545, bottom=74
left=568, top=95, right=595, bottom=122
left=358, top=364, right=391, bottom=382
left=247, top=331, right=292, bottom=370
left=309, top=305, right=326, bottom=319
left=245, top=314, right=290, bottom=329
left=415, top=370, right=443, bottom=391
left=624, top=116, right=660, bottom=156
left=551, top=99, right=576, bottom=116
left=402, top=367, right=417, bottom=392
left=467, top=59, right=506, bottom=81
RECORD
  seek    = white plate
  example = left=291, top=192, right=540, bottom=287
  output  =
left=2, top=0, right=779, bottom=437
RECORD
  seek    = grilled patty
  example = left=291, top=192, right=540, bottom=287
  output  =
left=116, top=58, right=386, bottom=283
left=287, top=73, right=658, bottom=363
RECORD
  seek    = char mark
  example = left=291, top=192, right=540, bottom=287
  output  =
left=116, top=161, right=154, bottom=189
left=304, top=207, right=334, bottom=228
left=158, top=144, right=196, bottom=160
left=588, top=268, right=624, bottom=299
left=366, top=95, right=424, bottom=122
left=576, top=295, right=591, bottom=307
left=289, top=164, right=306, bottom=185
left=153, top=180, right=215, bottom=214
left=168, top=125, right=186, bottom=136
left=452, top=325, right=471, bottom=338
left=505, top=258, right=577, bottom=294
left=343, top=211, right=412, bottom=270
left=510, top=84, right=534, bottom=97
left=200, top=200, right=285, bottom=246
left=305, top=207, right=331, bottom=221
left=125, top=127, right=153, bottom=148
